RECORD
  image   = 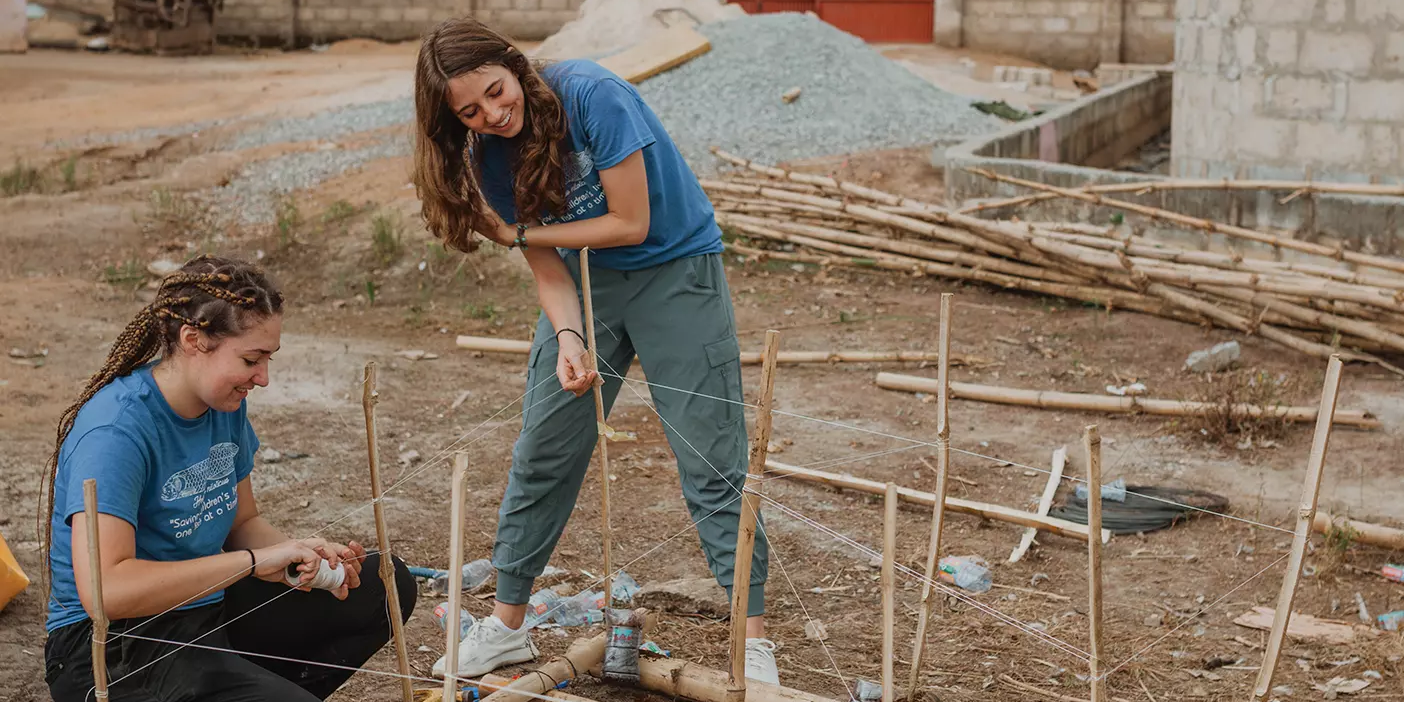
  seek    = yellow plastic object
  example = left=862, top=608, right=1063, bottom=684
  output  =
left=0, top=529, right=31, bottom=612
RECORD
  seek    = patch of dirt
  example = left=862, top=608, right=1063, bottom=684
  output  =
left=2, top=49, right=1402, bottom=702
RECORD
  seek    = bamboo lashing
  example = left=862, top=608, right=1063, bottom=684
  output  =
left=874, top=373, right=1380, bottom=429
left=362, top=362, right=413, bottom=702
left=580, top=248, right=614, bottom=603
left=728, top=330, right=780, bottom=702
left=82, top=479, right=110, bottom=701
left=1254, top=356, right=1344, bottom=700
left=905, top=294, right=953, bottom=701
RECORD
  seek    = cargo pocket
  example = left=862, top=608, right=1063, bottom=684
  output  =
left=521, top=342, right=549, bottom=428
left=703, top=337, right=744, bottom=431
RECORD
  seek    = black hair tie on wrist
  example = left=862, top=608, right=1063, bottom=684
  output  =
left=556, top=328, right=587, bottom=346
left=245, top=549, right=257, bottom=578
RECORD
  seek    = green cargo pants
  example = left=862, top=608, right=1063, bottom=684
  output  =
left=492, top=252, right=768, bottom=616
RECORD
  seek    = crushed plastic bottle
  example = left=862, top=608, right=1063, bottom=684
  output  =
left=430, top=558, right=496, bottom=594
left=555, top=589, right=606, bottom=626
left=938, top=555, right=993, bottom=593
left=1075, top=477, right=1127, bottom=503
left=611, top=571, right=641, bottom=604
left=525, top=589, right=564, bottom=628
left=853, top=679, right=882, bottom=701
left=432, top=601, right=477, bottom=639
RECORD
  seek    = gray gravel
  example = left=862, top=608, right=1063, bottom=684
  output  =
left=223, top=96, right=413, bottom=151
left=636, top=12, right=1003, bottom=174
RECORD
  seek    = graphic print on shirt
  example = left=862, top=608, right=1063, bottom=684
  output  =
left=541, top=149, right=606, bottom=226
left=161, top=442, right=240, bottom=538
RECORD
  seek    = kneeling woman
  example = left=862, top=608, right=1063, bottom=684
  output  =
left=41, top=255, right=416, bottom=702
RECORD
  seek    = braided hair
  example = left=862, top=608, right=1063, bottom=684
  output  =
left=39, top=254, right=284, bottom=603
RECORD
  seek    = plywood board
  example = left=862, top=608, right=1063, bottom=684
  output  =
left=598, top=25, right=711, bottom=84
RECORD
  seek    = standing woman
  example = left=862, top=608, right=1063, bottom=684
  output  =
left=40, top=255, right=416, bottom=701
left=412, top=18, right=776, bottom=682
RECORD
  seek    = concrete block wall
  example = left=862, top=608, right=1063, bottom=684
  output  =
left=959, top=0, right=1176, bottom=70
left=1, top=0, right=26, bottom=52
left=1172, top=0, right=1404, bottom=184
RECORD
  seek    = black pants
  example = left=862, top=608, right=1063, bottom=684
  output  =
left=45, top=554, right=417, bottom=702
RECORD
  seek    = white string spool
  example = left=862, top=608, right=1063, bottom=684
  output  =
left=285, top=560, right=346, bottom=590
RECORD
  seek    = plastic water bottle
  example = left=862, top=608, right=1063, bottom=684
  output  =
left=555, top=589, right=606, bottom=626
left=432, top=601, right=476, bottom=638
left=611, top=572, right=641, bottom=604
left=1075, top=477, right=1127, bottom=503
left=853, top=679, right=882, bottom=700
left=938, top=556, right=992, bottom=593
left=430, top=558, right=495, bottom=594
left=525, top=589, right=564, bottom=628
left=602, top=607, right=645, bottom=682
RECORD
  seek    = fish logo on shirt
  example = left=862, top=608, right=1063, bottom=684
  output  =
left=563, top=150, right=594, bottom=189
left=161, top=443, right=238, bottom=510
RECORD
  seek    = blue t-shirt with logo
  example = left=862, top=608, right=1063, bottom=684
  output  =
left=46, top=364, right=258, bottom=632
left=475, top=59, right=723, bottom=271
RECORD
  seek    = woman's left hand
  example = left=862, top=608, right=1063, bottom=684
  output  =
left=310, top=539, right=366, bottom=600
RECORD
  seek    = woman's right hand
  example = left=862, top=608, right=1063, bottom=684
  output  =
left=556, top=333, right=598, bottom=397
left=250, top=539, right=324, bottom=588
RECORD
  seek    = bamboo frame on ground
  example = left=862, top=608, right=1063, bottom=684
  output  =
left=363, top=361, right=414, bottom=702
left=1253, top=356, right=1344, bottom=699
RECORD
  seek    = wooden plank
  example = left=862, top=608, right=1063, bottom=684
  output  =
left=598, top=25, right=711, bottom=84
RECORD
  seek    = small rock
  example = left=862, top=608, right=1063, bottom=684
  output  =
left=8, top=348, right=47, bottom=359
left=781, top=87, right=802, bottom=103
left=636, top=577, right=729, bottom=618
left=260, top=448, right=283, bottom=463
left=804, top=620, right=828, bottom=641
left=1184, top=341, right=1240, bottom=373
left=766, top=441, right=784, bottom=454
left=298, top=499, right=310, bottom=508
left=1143, top=612, right=1163, bottom=627
left=395, top=349, right=439, bottom=361
left=398, top=450, right=422, bottom=466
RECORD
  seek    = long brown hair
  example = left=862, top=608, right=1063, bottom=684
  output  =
left=412, top=17, right=569, bottom=252
left=39, top=255, right=284, bottom=603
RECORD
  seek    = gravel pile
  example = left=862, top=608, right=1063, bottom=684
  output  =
left=635, top=13, right=1003, bottom=173
left=223, top=96, right=413, bottom=151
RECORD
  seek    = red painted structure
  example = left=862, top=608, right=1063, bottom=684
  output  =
left=728, top=0, right=933, bottom=43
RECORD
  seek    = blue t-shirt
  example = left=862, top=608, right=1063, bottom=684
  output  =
left=475, top=59, right=723, bottom=271
left=46, top=364, right=258, bottom=632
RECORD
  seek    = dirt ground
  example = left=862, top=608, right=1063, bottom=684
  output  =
left=2, top=44, right=1403, bottom=702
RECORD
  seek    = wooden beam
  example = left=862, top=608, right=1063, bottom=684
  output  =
left=363, top=361, right=413, bottom=702
left=82, top=479, right=110, bottom=702
left=1253, top=356, right=1344, bottom=699
left=597, top=24, right=711, bottom=83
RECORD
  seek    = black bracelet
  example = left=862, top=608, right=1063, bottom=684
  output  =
left=245, top=549, right=257, bottom=578
left=556, top=328, right=586, bottom=346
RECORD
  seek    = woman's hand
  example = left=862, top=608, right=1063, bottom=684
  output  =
left=250, top=539, right=324, bottom=587
left=316, top=540, right=366, bottom=601
left=556, top=333, right=598, bottom=397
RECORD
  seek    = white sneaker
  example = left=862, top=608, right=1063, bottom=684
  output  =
left=744, top=638, right=779, bottom=685
left=432, top=615, right=539, bottom=679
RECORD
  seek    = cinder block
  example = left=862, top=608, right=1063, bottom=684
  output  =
left=1199, top=26, right=1222, bottom=66
left=1300, top=31, right=1375, bottom=74
left=348, top=7, right=375, bottom=21
left=1295, top=122, right=1366, bottom=164
left=485, top=0, right=513, bottom=10
left=1264, top=28, right=1299, bottom=68
left=1348, top=79, right=1402, bottom=121
left=540, top=0, right=570, bottom=10
left=1075, top=15, right=1101, bottom=33
left=1356, top=0, right=1404, bottom=23
left=319, top=7, right=349, bottom=21
left=1008, top=17, right=1038, bottom=33
left=1064, top=1, right=1096, bottom=15
left=1042, top=17, right=1072, bottom=32
left=1323, top=0, right=1347, bottom=23
left=1027, top=1, right=1056, bottom=16
left=1135, top=1, right=1168, bottom=19
left=512, top=0, right=541, bottom=10
left=1233, top=25, right=1256, bottom=66
left=404, top=6, right=431, bottom=22
left=377, top=7, right=402, bottom=21
left=1238, top=117, right=1297, bottom=158
left=1366, top=125, right=1400, bottom=168
left=1264, top=75, right=1337, bottom=115
left=1386, top=33, right=1404, bottom=73
left=256, top=5, right=286, bottom=20
left=1247, top=0, right=1315, bottom=24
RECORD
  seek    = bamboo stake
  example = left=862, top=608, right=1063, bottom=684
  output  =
left=362, top=362, right=413, bottom=702
left=729, top=330, right=780, bottom=701
left=1254, top=356, right=1344, bottom=700
left=580, top=248, right=613, bottom=603
left=966, top=168, right=1404, bottom=275
left=882, top=482, right=898, bottom=702
left=1009, top=446, right=1067, bottom=564
left=1084, top=426, right=1105, bottom=702
left=905, top=293, right=952, bottom=701
left=82, top=479, right=110, bottom=701
left=765, top=460, right=1110, bottom=543
left=443, top=453, right=471, bottom=699
left=874, top=372, right=1379, bottom=429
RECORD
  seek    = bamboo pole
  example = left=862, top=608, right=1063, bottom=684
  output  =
left=966, top=168, right=1404, bottom=275
left=1197, top=284, right=1404, bottom=354
left=1311, top=511, right=1404, bottom=550
left=958, top=178, right=1404, bottom=216
left=765, top=460, right=1110, bottom=543
left=874, top=372, right=1380, bottom=429
left=1084, top=426, right=1105, bottom=702
left=1009, top=446, right=1067, bottom=564
left=442, top=453, right=471, bottom=698
left=480, top=634, right=608, bottom=702
left=905, top=293, right=952, bottom=701
left=580, top=248, right=613, bottom=603
left=587, top=642, right=843, bottom=702
left=479, top=674, right=600, bottom=702
left=362, top=362, right=413, bottom=702
left=82, top=479, right=110, bottom=701
left=1253, top=355, right=1344, bottom=700
left=882, top=482, right=898, bottom=702
left=711, top=147, right=940, bottom=213
left=454, top=335, right=994, bottom=367
left=729, top=330, right=780, bottom=701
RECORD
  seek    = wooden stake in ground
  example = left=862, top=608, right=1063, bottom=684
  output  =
left=1253, top=355, right=1344, bottom=700
left=82, top=479, right=110, bottom=701
left=1009, top=446, right=1067, bottom=564
left=905, top=293, right=953, bottom=700
left=882, top=482, right=898, bottom=702
left=728, top=330, right=781, bottom=702
left=1084, top=426, right=1105, bottom=702
left=443, top=453, right=472, bottom=701
left=362, top=361, right=413, bottom=702
left=580, top=248, right=614, bottom=602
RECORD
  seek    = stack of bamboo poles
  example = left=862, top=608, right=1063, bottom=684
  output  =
left=703, top=148, right=1404, bottom=376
